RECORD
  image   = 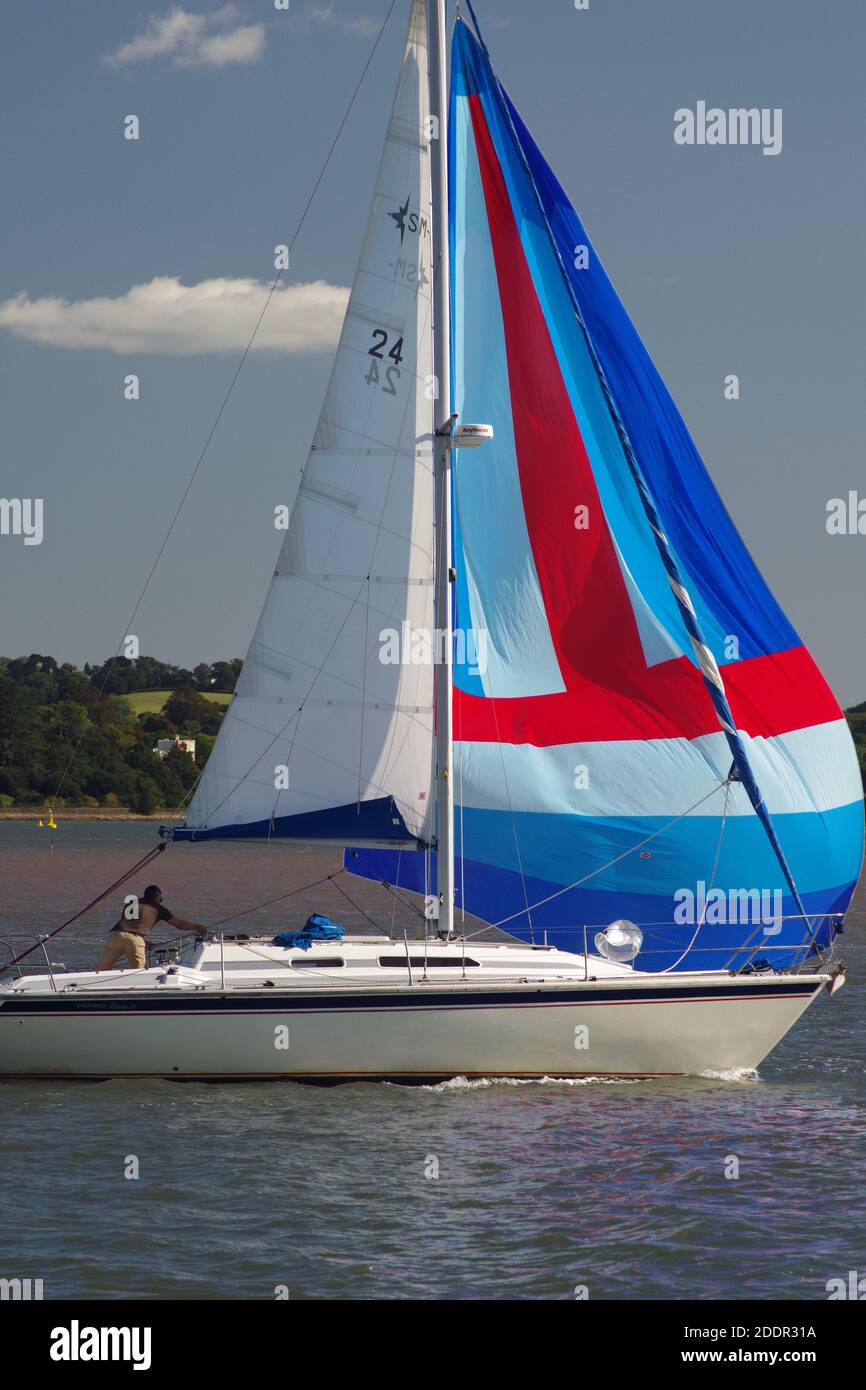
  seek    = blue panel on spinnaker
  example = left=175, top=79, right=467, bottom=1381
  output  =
left=343, top=842, right=853, bottom=973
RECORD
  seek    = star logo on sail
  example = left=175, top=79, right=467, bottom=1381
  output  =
left=388, top=195, right=429, bottom=245
left=388, top=256, right=429, bottom=293
left=389, top=195, right=411, bottom=243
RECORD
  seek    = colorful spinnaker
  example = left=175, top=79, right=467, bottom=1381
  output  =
left=345, top=11, right=863, bottom=971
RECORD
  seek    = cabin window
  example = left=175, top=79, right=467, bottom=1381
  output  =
left=377, top=955, right=480, bottom=968
left=290, top=958, right=345, bottom=968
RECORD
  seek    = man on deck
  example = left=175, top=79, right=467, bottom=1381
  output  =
left=96, top=884, right=206, bottom=971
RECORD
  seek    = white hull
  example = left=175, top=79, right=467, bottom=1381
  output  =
left=0, top=966, right=828, bottom=1081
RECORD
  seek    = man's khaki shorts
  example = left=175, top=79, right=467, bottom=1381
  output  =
left=96, top=930, right=147, bottom=971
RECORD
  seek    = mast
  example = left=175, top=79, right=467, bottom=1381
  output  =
left=429, top=0, right=455, bottom=938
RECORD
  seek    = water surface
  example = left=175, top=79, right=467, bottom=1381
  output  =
left=1, top=823, right=863, bottom=1300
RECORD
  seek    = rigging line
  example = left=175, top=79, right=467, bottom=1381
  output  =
left=473, top=781, right=729, bottom=934
left=204, top=872, right=345, bottom=929
left=792, top=914, right=832, bottom=970
left=390, top=855, right=400, bottom=935
left=380, top=878, right=429, bottom=925
left=730, top=898, right=825, bottom=976
left=174, top=767, right=203, bottom=812
left=2, top=843, right=166, bottom=972
left=50, top=0, right=400, bottom=806
left=328, top=873, right=385, bottom=932
left=282, top=0, right=400, bottom=257
left=459, top=912, right=844, bottom=937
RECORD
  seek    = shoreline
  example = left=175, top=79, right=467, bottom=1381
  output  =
left=0, top=809, right=186, bottom=822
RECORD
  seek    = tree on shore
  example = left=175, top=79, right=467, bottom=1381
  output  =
left=0, top=652, right=240, bottom=810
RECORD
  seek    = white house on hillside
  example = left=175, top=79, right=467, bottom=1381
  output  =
left=153, top=737, right=196, bottom=761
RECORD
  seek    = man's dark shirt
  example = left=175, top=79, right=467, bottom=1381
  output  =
left=111, top=902, right=174, bottom=936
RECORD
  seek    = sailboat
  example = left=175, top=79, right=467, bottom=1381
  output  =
left=0, top=0, right=859, bottom=1081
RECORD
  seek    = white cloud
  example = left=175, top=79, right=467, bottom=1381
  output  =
left=0, top=276, right=349, bottom=355
left=291, top=4, right=380, bottom=39
left=104, top=6, right=264, bottom=69
left=183, top=23, right=264, bottom=66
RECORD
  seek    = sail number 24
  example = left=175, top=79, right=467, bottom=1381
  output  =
left=366, top=329, right=404, bottom=395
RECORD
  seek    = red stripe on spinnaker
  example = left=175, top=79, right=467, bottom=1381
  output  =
left=454, top=643, right=842, bottom=745
left=468, top=93, right=647, bottom=693
left=460, top=94, right=842, bottom=747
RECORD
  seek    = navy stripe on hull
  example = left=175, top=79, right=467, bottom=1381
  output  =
left=0, top=980, right=820, bottom=1017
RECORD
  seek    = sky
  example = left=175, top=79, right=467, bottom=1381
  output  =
left=0, top=0, right=864, bottom=704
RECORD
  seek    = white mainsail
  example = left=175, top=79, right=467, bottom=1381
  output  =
left=183, top=0, right=435, bottom=843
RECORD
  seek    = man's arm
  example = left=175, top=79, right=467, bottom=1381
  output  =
left=166, top=914, right=208, bottom=936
